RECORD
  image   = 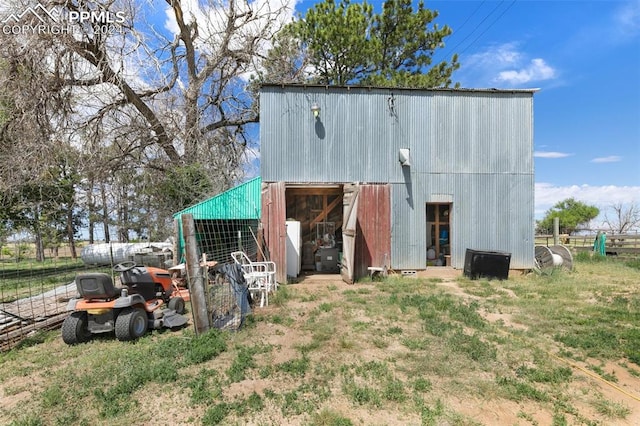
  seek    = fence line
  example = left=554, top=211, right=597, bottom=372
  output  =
left=535, top=231, right=640, bottom=255
left=0, top=244, right=86, bottom=351
left=0, top=215, right=261, bottom=350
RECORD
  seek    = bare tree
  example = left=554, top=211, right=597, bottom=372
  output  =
left=0, top=41, right=68, bottom=194
left=56, top=0, right=292, bottom=166
left=1, top=0, right=295, bottom=240
left=603, top=202, right=640, bottom=234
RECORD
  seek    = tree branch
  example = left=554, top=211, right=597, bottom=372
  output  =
left=72, top=40, right=180, bottom=163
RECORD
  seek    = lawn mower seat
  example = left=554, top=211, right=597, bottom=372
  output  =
left=75, top=273, right=118, bottom=300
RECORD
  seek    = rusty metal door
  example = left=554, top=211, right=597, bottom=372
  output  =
left=355, top=184, right=391, bottom=279
left=341, top=183, right=360, bottom=284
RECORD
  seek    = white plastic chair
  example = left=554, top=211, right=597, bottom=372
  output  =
left=231, top=251, right=277, bottom=307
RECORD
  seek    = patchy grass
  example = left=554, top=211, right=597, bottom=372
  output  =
left=0, top=258, right=639, bottom=425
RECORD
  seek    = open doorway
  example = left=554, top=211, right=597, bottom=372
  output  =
left=262, top=182, right=390, bottom=283
left=285, top=186, right=344, bottom=277
left=426, top=203, right=452, bottom=266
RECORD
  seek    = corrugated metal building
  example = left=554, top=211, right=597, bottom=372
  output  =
left=260, top=84, right=536, bottom=282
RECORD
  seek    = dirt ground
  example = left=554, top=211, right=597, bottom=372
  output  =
left=267, top=269, right=640, bottom=426
left=1, top=267, right=639, bottom=425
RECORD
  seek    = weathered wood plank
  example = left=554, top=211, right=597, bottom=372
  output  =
left=309, top=195, right=342, bottom=232
left=0, top=282, right=76, bottom=351
left=0, top=313, right=67, bottom=351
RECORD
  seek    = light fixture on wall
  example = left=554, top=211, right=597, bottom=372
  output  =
left=399, top=148, right=411, bottom=167
left=310, top=102, right=321, bottom=119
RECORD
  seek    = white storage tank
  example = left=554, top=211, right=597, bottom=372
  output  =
left=80, top=242, right=172, bottom=266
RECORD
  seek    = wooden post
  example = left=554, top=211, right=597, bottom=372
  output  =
left=181, top=214, right=209, bottom=335
left=173, top=218, right=179, bottom=266
left=553, top=217, right=559, bottom=246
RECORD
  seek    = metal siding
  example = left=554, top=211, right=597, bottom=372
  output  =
left=388, top=90, right=534, bottom=270
left=261, top=86, right=535, bottom=271
left=261, top=87, right=405, bottom=183
left=391, top=173, right=534, bottom=270
left=419, top=92, right=533, bottom=174
left=390, top=180, right=421, bottom=270
left=173, top=178, right=263, bottom=254
left=173, top=177, right=261, bottom=220
left=262, top=88, right=533, bottom=181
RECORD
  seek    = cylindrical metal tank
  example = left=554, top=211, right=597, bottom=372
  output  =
left=80, top=242, right=172, bottom=266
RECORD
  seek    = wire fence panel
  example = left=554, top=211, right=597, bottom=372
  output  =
left=181, top=217, right=256, bottom=333
left=0, top=216, right=186, bottom=350
left=0, top=240, right=93, bottom=351
left=191, top=219, right=260, bottom=265
left=207, top=264, right=250, bottom=332
left=0, top=216, right=262, bottom=349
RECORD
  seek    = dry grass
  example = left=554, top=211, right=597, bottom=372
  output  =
left=1, top=258, right=639, bottom=425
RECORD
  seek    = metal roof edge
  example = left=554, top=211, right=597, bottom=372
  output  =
left=259, top=83, right=539, bottom=94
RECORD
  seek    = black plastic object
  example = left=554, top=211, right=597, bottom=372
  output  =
left=76, top=273, right=118, bottom=300
left=463, top=249, right=511, bottom=280
left=121, top=267, right=157, bottom=300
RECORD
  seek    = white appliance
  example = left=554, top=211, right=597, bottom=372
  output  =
left=285, top=220, right=302, bottom=278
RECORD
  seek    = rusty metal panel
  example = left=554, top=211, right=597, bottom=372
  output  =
left=261, top=182, right=287, bottom=283
left=354, top=184, right=392, bottom=280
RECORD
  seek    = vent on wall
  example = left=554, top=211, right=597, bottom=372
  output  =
left=399, top=148, right=411, bottom=167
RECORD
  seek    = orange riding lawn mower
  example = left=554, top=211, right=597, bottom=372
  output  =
left=62, top=261, right=191, bottom=344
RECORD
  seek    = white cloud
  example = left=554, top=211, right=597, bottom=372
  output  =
left=534, top=183, right=640, bottom=221
left=496, top=58, right=556, bottom=85
left=464, top=42, right=521, bottom=70
left=461, top=43, right=557, bottom=88
left=613, top=0, right=640, bottom=40
left=590, top=156, right=622, bottom=163
left=534, top=151, right=573, bottom=159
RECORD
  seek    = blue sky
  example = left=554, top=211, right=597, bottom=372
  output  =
left=417, top=0, right=640, bottom=221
